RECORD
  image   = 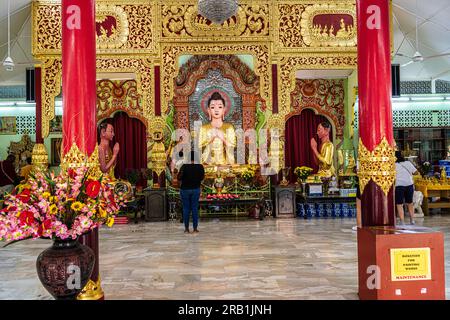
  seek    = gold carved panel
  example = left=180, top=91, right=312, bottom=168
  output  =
left=96, top=57, right=154, bottom=126
left=275, top=0, right=357, bottom=52
left=277, top=54, right=357, bottom=118
left=41, top=57, right=154, bottom=138
left=96, top=3, right=129, bottom=50
left=32, top=0, right=156, bottom=56
left=161, top=1, right=270, bottom=41
left=161, top=43, right=271, bottom=115
left=41, top=58, right=62, bottom=138
left=96, top=80, right=144, bottom=124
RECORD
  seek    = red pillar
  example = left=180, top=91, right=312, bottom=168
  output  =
left=356, top=0, right=395, bottom=227
left=61, top=0, right=103, bottom=300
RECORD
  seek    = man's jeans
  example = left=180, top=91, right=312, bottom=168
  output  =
left=180, top=188, right=201, bottom=230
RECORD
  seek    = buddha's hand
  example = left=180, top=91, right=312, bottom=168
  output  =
left=215, top=130, right=226, bottom=142
left=113, top=142, right=120, bottom=156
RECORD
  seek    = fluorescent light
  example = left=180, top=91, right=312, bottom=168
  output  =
left=14, top=102, right=36, bottom=107
left=410, top=97, right=445, bottom=102
left=392, top=97, right=410, bottom=102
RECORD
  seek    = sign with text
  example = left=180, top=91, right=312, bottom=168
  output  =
left=390, top=248, right=431, bottom=281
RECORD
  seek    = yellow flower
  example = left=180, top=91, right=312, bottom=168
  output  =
left=99, top=208, right=107, bottom=218
left=42, top=192, right=51, bottom=199
left=106, top=217, right=114, bottom=227
left=49, top=196, right=58, bottom=203
left=49, top=204, right=58, bottom=215
left=71, top=201, right=83, bottom=212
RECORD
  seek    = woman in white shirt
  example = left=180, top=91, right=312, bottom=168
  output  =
left=395, top=151, right=418, bottom=225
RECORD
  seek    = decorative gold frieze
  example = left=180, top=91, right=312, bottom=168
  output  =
left=300, top=3, right=356, bottom=48
left=358, top=137, right=396, bottom=196
left=275, top=1, right=357, bottom=52
left=96, top=4, right=129, bottom=49
left=161, top=2, right=270, bottom=41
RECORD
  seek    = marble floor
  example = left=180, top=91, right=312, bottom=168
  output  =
left=1, top=214, right=450, bottom=300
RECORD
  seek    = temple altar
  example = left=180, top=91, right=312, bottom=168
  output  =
left=31, top=0, right=359, bottom=218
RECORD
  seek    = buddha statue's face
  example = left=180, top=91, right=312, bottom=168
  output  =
left=208, top=99, right=225, bottom=121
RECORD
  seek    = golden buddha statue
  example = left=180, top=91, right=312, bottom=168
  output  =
left=310, top=121, right=335, bottom=178
left=198, top=92, right=236, bottom=167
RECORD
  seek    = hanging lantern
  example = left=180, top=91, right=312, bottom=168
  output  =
left=198, top=0, right=239, bottom=25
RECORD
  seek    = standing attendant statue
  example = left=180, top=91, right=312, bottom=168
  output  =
left=98, top=122, right=119, bottom=180
left=310, top=121, right=335, bottom=178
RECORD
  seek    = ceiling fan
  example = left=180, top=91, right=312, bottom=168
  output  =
left=2, top=0, right=35, bottom=71
left=2, top=0, right=15, bottom=71
left=396, top=0, right=450, bottom=67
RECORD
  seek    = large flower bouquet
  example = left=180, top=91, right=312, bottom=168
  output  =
left=294, top=166, right=313, bottom=181
left=0, top=166, right=122, bottom=244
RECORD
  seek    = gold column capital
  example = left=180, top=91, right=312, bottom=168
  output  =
left=357, top=137, right=396, bottom=196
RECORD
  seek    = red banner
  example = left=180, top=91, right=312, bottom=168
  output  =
left=357, top=0, right=393, bottom=150
left=62, top=0, right=97, bottom=156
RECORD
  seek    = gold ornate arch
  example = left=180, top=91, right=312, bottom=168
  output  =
left=278, top=53, right=357, bottom=119
left=161, top=43, right=271, bottom=116
left=173, top=56, right=263, bottom=131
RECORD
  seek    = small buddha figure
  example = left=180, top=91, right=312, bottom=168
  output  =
left=199, top=92, right=236, bottom=166
left=310, top=121, right=335, bottom=178
left=336, top=18, right=348, bottom=38
left=98, top=122, right=119, bottom=180
left=345, top=154, right=356, bottom=175
left=214, top=171, right=225, bottom=194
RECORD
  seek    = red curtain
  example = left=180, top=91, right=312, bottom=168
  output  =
left=285, top=109, right=332, bottom=182
left=99, top=112, right=147, bottom=186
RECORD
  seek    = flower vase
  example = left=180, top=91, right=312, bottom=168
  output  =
left=36, top=238, right=95, bottom=300
left=301, top=182, right=307, bottom=195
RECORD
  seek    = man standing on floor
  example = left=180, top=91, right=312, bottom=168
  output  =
left=178, top=151, right=205, bottom=233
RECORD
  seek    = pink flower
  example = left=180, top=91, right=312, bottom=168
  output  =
left=78, top=216, right=92, bottom=229
left=55, top=224, right=69, bottom=239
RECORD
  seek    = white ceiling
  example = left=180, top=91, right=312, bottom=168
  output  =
left=1, top=0, right=450, bottom=85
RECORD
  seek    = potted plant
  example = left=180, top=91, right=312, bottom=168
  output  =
left=294, top=166, right=313, bottom=184
left=240, top=167, right=256, bottom=188
left=0, top=167, right=122, bottom=299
